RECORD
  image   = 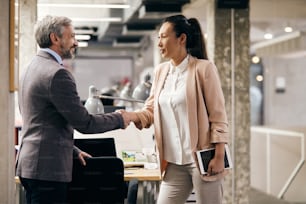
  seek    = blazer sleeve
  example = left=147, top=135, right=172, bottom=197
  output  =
left=199, top=62, right=229, bottom=143
left=49, top=69, right=124, bottom=133
left=134, top=67, right=161, bottom=129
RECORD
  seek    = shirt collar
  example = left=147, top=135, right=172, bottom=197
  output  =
left=41, top=48, right=63, bottom=65
left=169, top=55, right=189, bottom=74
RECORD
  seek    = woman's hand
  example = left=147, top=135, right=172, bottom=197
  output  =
left=116, top=110, right=142, bottom=129
left=207, top=143, right=225, bottom=176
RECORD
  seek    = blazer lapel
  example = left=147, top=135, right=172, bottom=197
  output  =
left=154, top=64, right=170, bottom=104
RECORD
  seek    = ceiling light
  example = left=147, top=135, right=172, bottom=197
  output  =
left=264, top=33, right=273, bottom=40
left=37, top=3, right=130, bottom=9
left=71, top=17, right=122, bottom=22
left=75, top=35, right=91, bottom=41
left=284, top=26, right=293, bottom=33
left=75, top=29, right=95, bottom=35
left=78, top=41, right=88, bottom=47
left=256, top=75, right=263, bottom=82
left=251, top=55, right=260, bottom=64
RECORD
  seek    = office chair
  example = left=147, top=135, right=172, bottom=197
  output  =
left=74, top=137, right=117, bottom=157
left=67, top=156, right=125, bottom=204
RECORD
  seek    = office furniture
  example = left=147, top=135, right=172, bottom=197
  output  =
left=125, top=167, right=161, bottom=204
left=74, top=137, right=117, bottom=157
left=67, top=156, right=125, bottom=204
left=15, top=164, right=161, bottom=204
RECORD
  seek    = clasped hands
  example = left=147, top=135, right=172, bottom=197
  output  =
left=116, top=109, right=139, bottom=129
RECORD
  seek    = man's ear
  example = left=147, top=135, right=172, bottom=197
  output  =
left=50, top=33, right=59, bottom=44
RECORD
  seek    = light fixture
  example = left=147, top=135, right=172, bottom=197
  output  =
left=251, top=55, right=260, bottom=64
left=84, top=85, right=104, bottom=114
left=264, top=33, right=273, bottom=40
left=71, top=17, right=122, bottom=22
left=77, top=41, right=88, bottom=47
left=85, top=82, right=151, bottom=107
left=75, top=29, right=95, bottom=35
left=37, top=3, right=130, bottom=9
left=75, top=34, right=91, bottom=41
left=256, top=75, right=263, bottom=82
left=284, top=26, right=293, bottom=33
left=132, top=74, right=152, bottom=101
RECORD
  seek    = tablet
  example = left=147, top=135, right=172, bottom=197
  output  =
left=196, top=144, right=233, bottom=175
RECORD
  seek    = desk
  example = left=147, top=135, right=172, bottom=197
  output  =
left=124, top=167, right=161, bottom=204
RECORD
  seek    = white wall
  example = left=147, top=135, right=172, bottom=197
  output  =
left=72, top=57, right=133, bottom=100
left=251, top=56, right=306, bottom=202
left=263, top=57, right=306, bottom=127
left=251, top=126, right=306, bottom=203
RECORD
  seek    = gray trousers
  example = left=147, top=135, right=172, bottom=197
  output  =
left=157, top=162, right=223, bottom=204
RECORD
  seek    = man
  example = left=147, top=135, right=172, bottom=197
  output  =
left=16, top=15, right=131, bottom=204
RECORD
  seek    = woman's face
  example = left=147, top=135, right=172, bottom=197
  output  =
left=158, top=22, right=185, bottom=60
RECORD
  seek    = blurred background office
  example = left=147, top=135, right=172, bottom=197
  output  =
left=1, top=0, right=306, bottom=203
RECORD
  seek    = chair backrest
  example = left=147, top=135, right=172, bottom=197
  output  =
left=74, top=137, right=117, bottom=157
left=67, top=157, right=125, bottom=204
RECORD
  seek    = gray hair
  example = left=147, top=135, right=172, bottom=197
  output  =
left=35, top=15, right=72, bottom=48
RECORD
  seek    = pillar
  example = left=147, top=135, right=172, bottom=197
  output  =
left=19, top=0, right=37, bottom=74
left=0, top=0, right=16, bottom=203
left=206, top=0, right=251, bottom=203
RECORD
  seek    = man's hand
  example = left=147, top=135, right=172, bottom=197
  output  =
left=78, top=151, right=92, bottom=166
left=116, top=109, right=134, bottom=128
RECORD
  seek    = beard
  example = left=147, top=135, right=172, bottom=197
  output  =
left=60, top=44, right=77, bottom=59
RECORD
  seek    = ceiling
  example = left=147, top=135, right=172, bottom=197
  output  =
left=37, top=0, right=306, bottom=56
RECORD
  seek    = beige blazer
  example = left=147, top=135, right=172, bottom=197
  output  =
left=135, top=56, right=229, bottom=178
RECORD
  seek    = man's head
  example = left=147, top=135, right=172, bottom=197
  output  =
left=35, top=15, right=78, bottom=59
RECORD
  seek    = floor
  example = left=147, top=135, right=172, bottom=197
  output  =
left=249, top=188, right=301, bottom=204
left=184, top=188, right=306, bottom=204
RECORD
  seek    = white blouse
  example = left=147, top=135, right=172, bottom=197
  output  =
left=158, top=55, right=193, bottom=165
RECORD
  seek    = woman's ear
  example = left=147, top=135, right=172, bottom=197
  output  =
left=179, top=33, right=187, bottom=45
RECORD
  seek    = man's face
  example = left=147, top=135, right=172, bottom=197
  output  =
left=58, top=25, right=78, bottom=59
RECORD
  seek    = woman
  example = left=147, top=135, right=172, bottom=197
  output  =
left=122, top=14, right=229, bottom=204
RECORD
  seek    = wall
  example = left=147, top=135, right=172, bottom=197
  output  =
left=250, top=56, right=306, bottom=202
left=250, top=126, right=306, bottom=203
left=72, top=57, right=134, bottom=100
left=73, top=37, right=155, bottom=101
left=263, top=57, right=306, bottom=127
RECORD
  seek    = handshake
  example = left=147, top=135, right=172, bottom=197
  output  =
left=116, top=109, right=140, bottom=129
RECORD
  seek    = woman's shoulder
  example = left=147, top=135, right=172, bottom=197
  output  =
left=154, top=61, right=170, bottom=74
left=190, top=56, right=214, bottom=67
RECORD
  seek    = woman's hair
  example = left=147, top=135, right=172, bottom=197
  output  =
left=162, top=14, right=208, bottom=60
left=34, top=15, right=72, bottom=48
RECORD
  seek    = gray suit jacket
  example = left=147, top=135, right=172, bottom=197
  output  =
left=16, top=50, right=124, bottom=182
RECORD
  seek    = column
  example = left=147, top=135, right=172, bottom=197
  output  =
left=0, top=0, right=16, bottom=203
left=206, top=0, right=251, bottom=203
left=19, top=0, right=37, bottom=74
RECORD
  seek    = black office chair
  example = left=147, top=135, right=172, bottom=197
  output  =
left=67, top=157, right=125, bottom=204
left=74, top=137, right=117, bottom=157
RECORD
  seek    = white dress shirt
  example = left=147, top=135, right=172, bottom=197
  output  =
left=158, top=55, right=193, bottom=165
